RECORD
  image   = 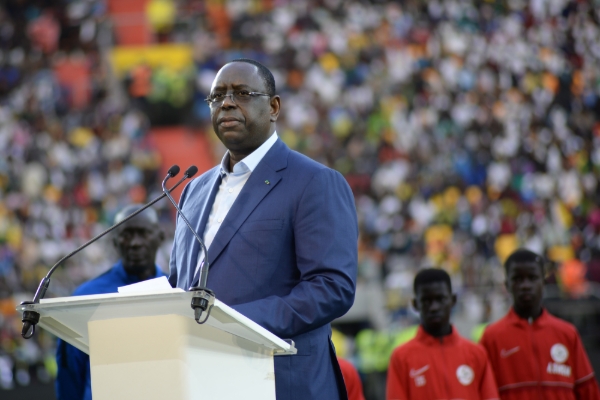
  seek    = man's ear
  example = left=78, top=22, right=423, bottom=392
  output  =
left=157, top=229, right=165, bottom=243
left=112, top=236, right=119, bottom=250
left=270, top=95, right=281, bottom=122
left=451, top=293, right=457, bottom=307
left=412, top=298, right=419, bottom=312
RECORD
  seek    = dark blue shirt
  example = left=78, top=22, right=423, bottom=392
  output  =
left=55, top=261, right=166, bottom=400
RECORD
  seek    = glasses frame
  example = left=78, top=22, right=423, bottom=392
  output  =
left=204, top=90, right=272, bottom=106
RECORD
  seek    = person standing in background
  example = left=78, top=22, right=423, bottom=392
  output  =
left=338, top=357, right=366, bottom=400
left=386, top=268, right=499, bottom=400
left=480, top=249, right=600, bottom=400
left=55, top=205, right=165, bottom=400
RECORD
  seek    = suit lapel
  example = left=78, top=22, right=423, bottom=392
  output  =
left=206, top=140, right=288, bottom=267
left=186, top=168, right=222, bottom=287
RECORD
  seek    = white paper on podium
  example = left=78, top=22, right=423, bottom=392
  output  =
left=118, top=276, right=182, bottom=294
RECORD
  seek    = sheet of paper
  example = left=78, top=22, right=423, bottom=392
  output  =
left=117, top=276, right=184, bottom=294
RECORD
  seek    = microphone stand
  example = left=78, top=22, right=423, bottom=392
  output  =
left=162, top=167, right=215, bottom=324
left=20, top=166, right=190, bottom=339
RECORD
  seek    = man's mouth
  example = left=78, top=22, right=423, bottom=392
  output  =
left=426, top=314, right=443, bottom=323
left=518, top=293, right=534, bottom=302
left=219, top=117, right=241, bottom=127
left=126, top=251, right=145, bottom=260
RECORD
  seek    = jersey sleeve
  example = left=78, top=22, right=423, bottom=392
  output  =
left=386, top=349, right=408, bottom=400
left=571, top=330, right=600, bottom=400
left=479, top=358, right=500, bottom=400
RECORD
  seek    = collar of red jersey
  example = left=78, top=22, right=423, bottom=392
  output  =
left=416, top=324, right=461, bottom=345
left=507, top=307, right=550, bottom=328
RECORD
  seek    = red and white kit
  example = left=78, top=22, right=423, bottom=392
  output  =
left=387, top=325, right=499, bottom=400
left=481, top=308, right=600, bottom=400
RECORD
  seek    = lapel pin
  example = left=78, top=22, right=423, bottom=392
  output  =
left=265, top=180, right=270, bottom=185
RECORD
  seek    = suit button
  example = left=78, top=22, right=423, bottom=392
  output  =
left=228, top=188, right=233, bottom=193
left=218, top=218, right=223, bottom=223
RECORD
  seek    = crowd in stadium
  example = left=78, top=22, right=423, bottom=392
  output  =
left=0, top=0, right=599, bottom=397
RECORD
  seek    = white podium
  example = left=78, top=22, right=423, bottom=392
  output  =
left=17, top=289, right=296, bottom=400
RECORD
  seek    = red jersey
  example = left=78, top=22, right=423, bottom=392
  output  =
left=480, top=308, right=600, bottom=400
left=386, top=325, right=499, bottom=400
left=338, top=358, right=365, bottom=400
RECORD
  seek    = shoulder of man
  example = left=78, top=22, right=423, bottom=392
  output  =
left=480, top=313, right=512, bottom=340
left=286, top=147, right=332, bottom=173
left=391, top=336, right=421, bottom=359
left=457, top=334, right=490, bottom=360
left=286, top=149, right=351, bottom=194
left=543, top=310, right=578, bottom=334
left=72, top=265, right=120, bottom=296
left=188, top=165, right=220, bottom=188
left=177, top=165, right=220, bottom=203
left=540, top=312, right=584, bottom=348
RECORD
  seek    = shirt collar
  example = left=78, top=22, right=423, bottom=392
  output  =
left=415, top=324, right=460, bottom=346
left=507, top=306, right=550, bottom=328
left=220, top=132, right=278, bottom=176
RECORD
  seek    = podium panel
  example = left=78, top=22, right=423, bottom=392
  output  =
left=90, top=314, right=275, bottom=400
left=17, top=290, right=295, bottom=400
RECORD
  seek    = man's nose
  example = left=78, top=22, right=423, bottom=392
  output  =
left=128, top=233, right=144, bottom=246
left=221, top=94, right=237, bottom=108
left=519, top=279, right=534, bottom=290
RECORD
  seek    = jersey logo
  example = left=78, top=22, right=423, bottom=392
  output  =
left=409, top=365, right=429, bottom=378
left=547, top=343, right=571, bottom=377
left=456, top=365, right=474, bottom=386
left=410, top=365, right=429, bottom=387
left=547, top=362, right=571, bottom=377
left=550, top=343, right=569, bottom=363
left=500, top=346, right=520, bottom=358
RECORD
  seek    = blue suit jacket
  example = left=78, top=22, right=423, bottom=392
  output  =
left=169, top=139, right=358, bottom=400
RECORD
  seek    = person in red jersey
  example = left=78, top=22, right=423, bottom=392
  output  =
left=480, top=248, right=600, bottom=400
left=338, top=358, right=365, bottom=400
left=386, top=268, right=499, bottom=400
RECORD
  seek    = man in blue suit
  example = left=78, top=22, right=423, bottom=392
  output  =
left=168, top=59, right=358, bottom=399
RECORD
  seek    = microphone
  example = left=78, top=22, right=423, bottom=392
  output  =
left=161, top=165, right=215, bottom=324
left=20, top=165, right=191, bottom=339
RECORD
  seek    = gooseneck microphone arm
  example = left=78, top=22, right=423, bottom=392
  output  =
left=161, top=165, right=209, bottom=287
left=21, top=165, right=189, bottom=339
left=161, top=165, right=215, bottom=324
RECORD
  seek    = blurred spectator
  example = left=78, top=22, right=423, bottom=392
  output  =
left=55, top=205, right=166, bottom=400
left=175, top=0, right=600, bottom=313
left=338, top=357, right=366, bottom=400
left=0, top=0, right=164, bottom=392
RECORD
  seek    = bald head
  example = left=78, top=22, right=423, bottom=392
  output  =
left=114, top=204, right=159, bottom=225
left=113, top=205, right=163, bottom=280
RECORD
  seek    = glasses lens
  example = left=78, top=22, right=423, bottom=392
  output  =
left=207, top=91, right=263, bottom=106
left=233, top=91, right=251, bottom=102
left=210, top=93, right=226, bottom=103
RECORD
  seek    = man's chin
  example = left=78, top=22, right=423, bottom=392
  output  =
left=515, top=298, right=540, bottom=310
left=122, top=262, right=152, bottom=274
left=217, top=128, right=245, bottom=141
left=423, top=318, right=445, bottom=329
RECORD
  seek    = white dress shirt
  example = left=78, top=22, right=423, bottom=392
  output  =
left=194, top=132, right=279, bottom=278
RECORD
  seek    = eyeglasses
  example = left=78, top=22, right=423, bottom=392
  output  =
left=204, top=90, right=271, bottom=106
